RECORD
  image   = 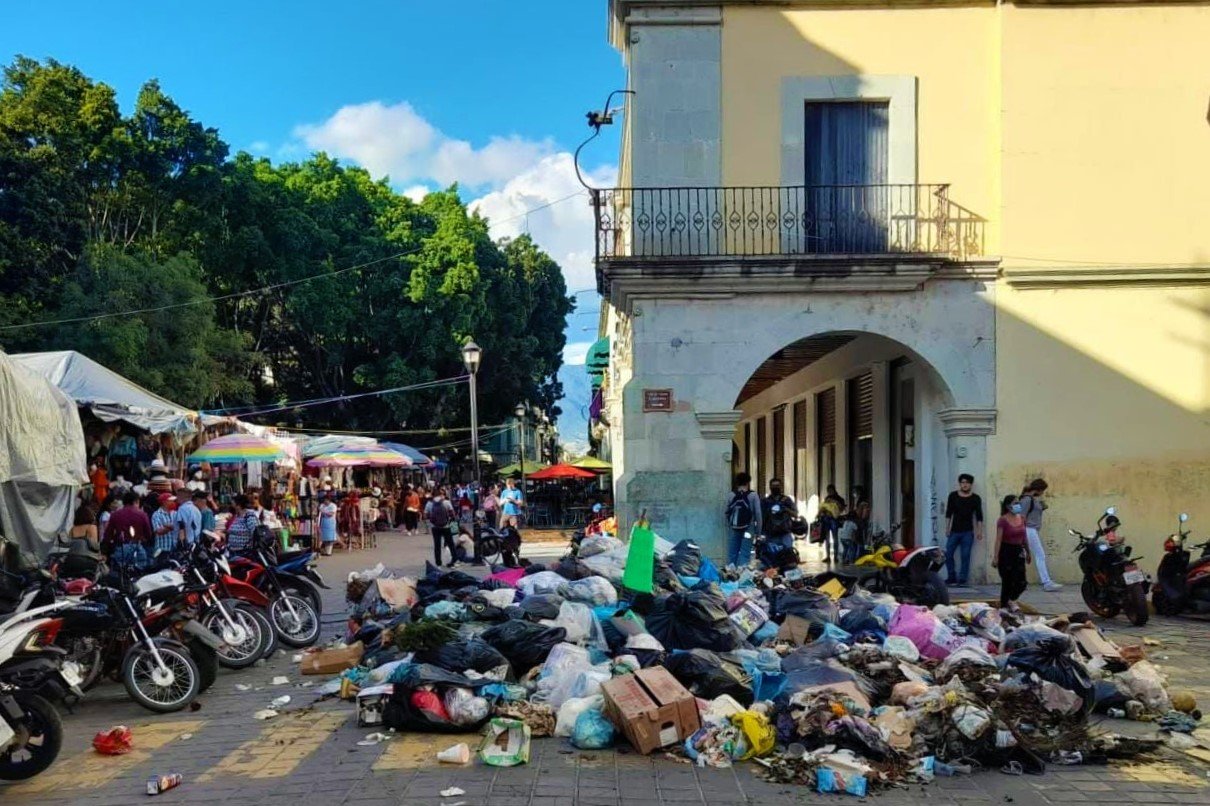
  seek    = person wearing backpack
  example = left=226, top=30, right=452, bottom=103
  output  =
left=762, top=477, right=798, bottom=547
left=425, top=488, right=458, bottom=567
left=724, top=472, right=762, bottom=567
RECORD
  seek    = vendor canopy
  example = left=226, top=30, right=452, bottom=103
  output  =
left=10, top=350, right=198, bottom=435
left=307, top=443, right=410, bottom=468
left=0, top=349, right=88, bottom=558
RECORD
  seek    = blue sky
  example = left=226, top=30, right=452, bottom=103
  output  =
left=5, top=0, right=623, bottom=443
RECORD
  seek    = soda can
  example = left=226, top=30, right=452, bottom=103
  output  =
left=147, top=773, right=182, bottom=795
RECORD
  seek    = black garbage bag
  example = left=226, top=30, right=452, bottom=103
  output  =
left=838, top=608, right=885, bottom=637
left=666, top=540, right=704, bottom=577
left=645, top=586, right=748, bottom=652
left=553, top=556, right=597, bottom=581
left=515, top=593, right=564, bottom=622
left=1005, top=636, right=1095, bottom=714
left=479, top=577, right=514, bottom=591
left=1092, top=680, right=1132, bottom=714
left=653, top=560, right=686, bottom=592
left=523, top=563, right=548, bottom=576
left=664, top=649, right=753, bottom=705
left=382, top=664, right=491, bottom=733
left=464, top=595, right=510, bottom=623
left=414, top=638, right=512, bottom=678
left=424, top=561, right=479, bottom=589
left=779, top=659, right=878, bottom=704
left=631, top=648, right=667, bottom=669
left=598, top=617, right=628, bottom=654
left=480, top=620, right=567, bottom=672
left=768, top=588, right=839, bottom=626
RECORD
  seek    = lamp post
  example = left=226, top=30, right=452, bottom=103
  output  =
left=461, top=339, right=482, bottom=489
left=514, top=402, right=528, bottom=493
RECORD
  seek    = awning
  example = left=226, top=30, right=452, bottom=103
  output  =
left=585, top=337, right=610, bottom=389
left=380, top=442, right=434, bottom=466
left=10, top=350, right=198, bottom=435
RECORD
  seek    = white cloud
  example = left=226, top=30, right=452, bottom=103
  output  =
left=562, top=341, right=594, bottom=366
left=293, top=101, right=556, bottom=190
left=470, top=153, right=616, bottom=294
left=401, top=184, right=431, bottom=202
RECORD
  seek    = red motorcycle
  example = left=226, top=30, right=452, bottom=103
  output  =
left=186, top=537, right=278, bottom=662
left=222, top=535, right=321, bottom=648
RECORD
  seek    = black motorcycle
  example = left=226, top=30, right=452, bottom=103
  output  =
left=1153, top=513, right=1210, bottom=616
left=1072, top=507, right=1149, bottom=626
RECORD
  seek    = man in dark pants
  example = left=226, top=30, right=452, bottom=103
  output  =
left=425, top=489, right=457, bottom=567
left=944, top=473, right=984, bottom=586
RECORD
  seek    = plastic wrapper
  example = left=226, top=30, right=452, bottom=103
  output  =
left=92, top=726, right=134, bottom=755
left=664, top=649, right=753, bottom=705
left=1005, top=636, right=1095, bottom=713
left=444, top=687, right=491, bottom=726
left=517, top=571, right=571, bottom=596
left=479, top=718, right=531, bottom=767
left=411, top=689, right=450, bottom=722
left=571, top=708, right=616, bottom=749
left=816, top=768, right=868, bottom=797
left=480, top=621, right=567, bottom=673
left=555, top=694, right=605, bottom=737
left=730, top=711, right=776, bottom=760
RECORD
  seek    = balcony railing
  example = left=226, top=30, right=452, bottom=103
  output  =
left=592, top=184, right=985, bottom=262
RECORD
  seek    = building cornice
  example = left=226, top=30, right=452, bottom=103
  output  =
left=1003, top=265, right=1210, bottom=289
left=938, top=407, right=998, bottom=437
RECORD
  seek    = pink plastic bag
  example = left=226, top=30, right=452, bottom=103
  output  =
left=486, top=567, right=526, bottom=586
left=888, top=605, right=988, bottom=660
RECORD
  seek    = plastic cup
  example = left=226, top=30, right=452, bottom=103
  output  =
left=437, top=743, right=471, bottom=764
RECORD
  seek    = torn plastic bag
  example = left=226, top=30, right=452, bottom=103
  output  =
left=480, top=620, right=567, bottom=672
left=664, top=649, right=753, bottom=705
left=444, top=687, right=492, bottom=726
left=645, top=586, right=748, bottom=652
left=551, top=600, right=606, bottom=646
left=414, top=638, right=512, bottom=678
left=515, top=593, right=564, bottom=622
left=936, top=645, right=998, bottom=681
left=1005, top=636, right=1094, bottom=714
left=571, top=708, right=616, bottom=749
left=558, top=576, right=618, bottom=607
left=1001, top=622, right=1069, bottom=654
left=666, top=539, right=704, bottom=577
left=517, top=571, right=570, bottom=596
left=383, top=665, right=492, bottom=732
left=555, top=694, right=604, bottom=737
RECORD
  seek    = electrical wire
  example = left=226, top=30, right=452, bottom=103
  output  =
left=204, top=375, right=467, bottom=418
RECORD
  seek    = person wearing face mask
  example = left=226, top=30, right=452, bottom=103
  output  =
left=761, top=478, right=798, bottom=552
left=993, top=495, right=1031, bottom=611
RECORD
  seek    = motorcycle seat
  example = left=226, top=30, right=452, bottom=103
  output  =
left=275, top=550, right=312, bottom=565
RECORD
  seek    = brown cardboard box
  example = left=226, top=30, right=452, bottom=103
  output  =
left=776, top=615, right=813, bottom=646
left=1069, top=623, right=1126, bottom=671
left=601, top=667, right=701, bottom=754
left=300, top=641, right=364, bottom=675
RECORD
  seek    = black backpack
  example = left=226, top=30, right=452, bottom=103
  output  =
left=766, top=499, right=793, bottom=535
left=725, top=492, right=754, bottom=530
left=429, top=501, right=452, bottom=528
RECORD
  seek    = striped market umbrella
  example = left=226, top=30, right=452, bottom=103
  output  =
left=188, top=433, right=286, bottom=464
left=306, top=443, right=411, bottom=468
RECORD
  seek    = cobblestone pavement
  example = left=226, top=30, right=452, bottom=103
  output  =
left=4, top=529, right=1210, bottom=805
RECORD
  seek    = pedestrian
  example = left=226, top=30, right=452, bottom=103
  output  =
left=402, top=486, right=422, bottom=535
left=724, top=472, right=762, bottom=568
left=761, top=477, right=798, bottom=555
left=69, top=505, right=101, bottom=554
left=89, top=461, right=110, bottom=506
left=499, top=477, right=525, bottom=529
left=837, top=509, right=861, bottom=564
left=482, top=484, right=501, bottom=529
left=944, top=473, right=984, bottom=586
left=151, top=493, right=179, bottom=556
left=224, top=494, right=261, bottom=554
left=819, top=484, right=845, bottom=564
left=198, top=492, right=217, bottom=534
left=175, top=490, right=205, bottom=547
left=101, top=491, right=152, bottom=569
left=1020, top=479, right=1063, bottom=592
left=993, top=495, right=1031, bottom=611
left=425, top=489, right=457, bottom=567
left=97, top=494, right=120, bottom=535
left=317, top=492, right=340, bottom=555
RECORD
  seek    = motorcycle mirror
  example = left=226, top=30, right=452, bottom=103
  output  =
left=1179, top=513, right=1189, bottom=523
left=1105, top=506, right=1117, bottom=517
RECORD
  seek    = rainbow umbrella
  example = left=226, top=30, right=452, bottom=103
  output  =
left=188, top=433, right=286, bottom=464
left=306, top=443, right=411, bottom=468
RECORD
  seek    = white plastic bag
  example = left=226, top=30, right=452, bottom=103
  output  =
left=480, top=587, right=518, bottom=608
left=552, top=601, right=606, bottom=646
left=578, top=546, right=628, bottom=583
left=518, top=571, right=571, bottom=596
left=444, top=687, right=490, bottom=726
left=1117, top=660, right=1171, bottom=714
left=555, top=694, right=604, bottom=737
left=559, top=576, right=618, bottom=607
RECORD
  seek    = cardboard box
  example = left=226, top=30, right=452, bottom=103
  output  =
left=300, top=641, right=364, bottom=676
left=601, top=667, right=700, bottom=755
left=1069, top=624, right=1126, bottom=671
left=776, top=615, right=814, bottom=646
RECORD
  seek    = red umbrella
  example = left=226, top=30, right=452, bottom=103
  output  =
left=528, top=463, right=597, bottom=480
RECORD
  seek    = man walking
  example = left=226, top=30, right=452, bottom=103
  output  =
left=151, top=493, right=179, bottom=556
left=944, top=474, right=984, bottom=586
left=175, top=490, right=205, bottom=546
left=761, top=478, right=798, bottom=560
left=724, top=472, right=762, bottom=567
left=1020, top=479, right=1062, bottom=592
left=499, top=477, right=525, bottom=529
left=425, top=489, right=458, bottom=567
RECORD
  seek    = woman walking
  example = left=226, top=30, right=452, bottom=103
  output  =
left=318, top=492, right=340, bottom=555
left=402, top=486, right=422, bottom=535
left=1020, top=479, right=1062, bottom=592
left=993, top=495, right=1031, bottom=611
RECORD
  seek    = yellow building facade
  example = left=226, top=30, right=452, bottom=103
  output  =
left=594, top=0, right=1210, bottom=582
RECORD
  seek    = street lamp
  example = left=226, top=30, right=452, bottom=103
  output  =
left=461, top=339, right=482, bottom=488
left=514, top=402, right=528, bottom=493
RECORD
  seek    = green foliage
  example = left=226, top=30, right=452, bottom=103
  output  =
left=0, top=57, right=573, bottom=441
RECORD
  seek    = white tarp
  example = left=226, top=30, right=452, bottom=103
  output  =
left=0, top=350, right=88, bottom=558
left=10, top=350, right=198, bottom=435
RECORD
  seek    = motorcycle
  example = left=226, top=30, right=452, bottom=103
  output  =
left=1152, top=512, right=1210, bottom=616
left=1071, top=507, right=1149, bottom=627
left=225, top=534, right=321, bottom=648
left=186, top=537, right=277, bottom=662
left=174, top=541, right=273, bottom=668
left=0, top=681, right=62, bottom=781
left=842, top=523, right=950, bottom=606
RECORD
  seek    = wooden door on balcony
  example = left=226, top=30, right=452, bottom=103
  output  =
left=804, top=101, right=889, bottom=253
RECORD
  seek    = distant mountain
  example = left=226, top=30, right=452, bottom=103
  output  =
left=555, top=361, right=593, bottom=455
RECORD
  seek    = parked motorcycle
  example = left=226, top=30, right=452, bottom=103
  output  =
left=0, top=681, right=62, bottom=781
left=849, top=524, right=950, bottom=606
left=1152, top=512, right=1210, bottom=616
left=226, top=535, right=321, bottom=648
left=1071, top=507, right=1149, bottom=626
left=174, top=541, right=273, bottom=669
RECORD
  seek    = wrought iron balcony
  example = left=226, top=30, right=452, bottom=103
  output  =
left=592, top=184, right=985, bottom=262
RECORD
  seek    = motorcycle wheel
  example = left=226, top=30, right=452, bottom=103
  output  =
left=121, top=639, right=200, bottom=713
left=235, top=603, right=277, bottom=661
left=60, top=634, right=105, bottom=692
left=283, top=578, right=323, bottom=618
left=921, top=571, right=951, bottom=607
left=0, top=692, right=62, bottom=781
left=203, top=603, right=264, bottom=669
left=185, top=638, right=219, bottom=693
left=1125, top=583, right=1149, bottom=627
left=269, top=594, right=320, bottom=648
left=1152, top=587, right=1179, bottom=617
left=1081, top=578, right=1121, bottom=619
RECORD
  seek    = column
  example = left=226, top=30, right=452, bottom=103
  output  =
left=697, top=410, right=743, bottom=560
left=870, top=361, right=892, bottom=531
left=938, top=407, right=997, bottom=583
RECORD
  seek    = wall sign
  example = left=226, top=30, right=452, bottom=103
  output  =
left=642, top=388, right=674, bottom=412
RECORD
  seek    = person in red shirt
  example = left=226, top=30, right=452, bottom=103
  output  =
left=102, top=490, right=153, bottom=569
left=992, top=495, right=1031, bottom=611
left=89, top=462, right=110, bottom=506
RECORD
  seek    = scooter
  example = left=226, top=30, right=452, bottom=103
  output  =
left=1152, top=512, right=1210, bottom=616
left=1071, top=506, right=1149, bottom=627
left=847, top=524, right=950, bottom=606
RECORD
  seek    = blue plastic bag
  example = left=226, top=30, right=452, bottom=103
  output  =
left=816, top=768, right=868, bottom=796
left=571, top=708, right=616, bottom=749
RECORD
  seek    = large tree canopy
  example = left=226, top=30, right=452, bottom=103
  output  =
left=0, top=57, right=573, bottom=441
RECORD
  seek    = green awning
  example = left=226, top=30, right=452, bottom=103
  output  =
left=497, top=460, right=549, bottom=477
left=585, top=337, right=610, bottom=373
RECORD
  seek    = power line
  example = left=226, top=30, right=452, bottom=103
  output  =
left=206, top=375, right=467, bottom=418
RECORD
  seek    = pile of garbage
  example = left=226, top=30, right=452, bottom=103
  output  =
left=305, top=535, right=1198, bottom=794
